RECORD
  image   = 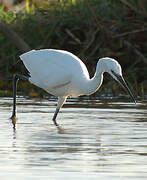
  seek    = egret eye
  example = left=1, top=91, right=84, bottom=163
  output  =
left=111, top=70, right=117, bottom=76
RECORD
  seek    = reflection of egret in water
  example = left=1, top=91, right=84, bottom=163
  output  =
left=22, top=127, right=102, bottom=171
left=12, top=128, right=17, bottom=149
left=11, top=49, right=136, bottom=128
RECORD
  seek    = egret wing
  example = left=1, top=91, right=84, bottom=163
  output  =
left=20, top=50, right=74, bottom=90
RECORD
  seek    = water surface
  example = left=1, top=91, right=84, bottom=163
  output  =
left=0, top=97, right=147, bottom=180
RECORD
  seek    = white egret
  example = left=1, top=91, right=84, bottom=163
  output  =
left=11, top=49, right=136, bottom=128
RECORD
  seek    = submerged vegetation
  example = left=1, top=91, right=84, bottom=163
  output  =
left=0, top=0, right=147, bottom=98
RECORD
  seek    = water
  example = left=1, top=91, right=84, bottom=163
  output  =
left=0, top=97, right=147, bottom=180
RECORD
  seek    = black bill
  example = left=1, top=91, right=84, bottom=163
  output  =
left=111, top=71, right=136, bottom=104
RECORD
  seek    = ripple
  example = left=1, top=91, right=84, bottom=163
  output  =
left=0, top=97, right=147, bottom=179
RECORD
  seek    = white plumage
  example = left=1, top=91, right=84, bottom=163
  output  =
left=20, top=49, right=90, bottom=97
left=11, top=49, right=135, bottom=127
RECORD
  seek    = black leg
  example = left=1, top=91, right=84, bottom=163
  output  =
left=52, top=108, right=60, bottom=126
left=52, top=97, right=66, bottom=127
left=10, top=74, right=29, bottom=129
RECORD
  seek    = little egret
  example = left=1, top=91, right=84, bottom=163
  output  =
left=11, top=49, right=136, bottom=128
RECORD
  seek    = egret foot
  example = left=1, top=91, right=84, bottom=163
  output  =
left=10, top=115, right=17, bottom=129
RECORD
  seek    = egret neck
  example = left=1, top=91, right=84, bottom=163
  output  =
left=83, top=64, right=104, bottom=96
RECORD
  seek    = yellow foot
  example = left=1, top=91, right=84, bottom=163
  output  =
left=10, top=115, right=17, bottom=128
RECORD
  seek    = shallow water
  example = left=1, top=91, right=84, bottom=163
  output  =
left=0, top=97, right=147, bottom=180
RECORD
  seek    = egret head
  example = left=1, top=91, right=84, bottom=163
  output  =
left=99, top=57, right=136, bottom=104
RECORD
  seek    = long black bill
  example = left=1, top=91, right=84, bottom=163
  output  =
left=111, top=71, right=136, bottom=104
